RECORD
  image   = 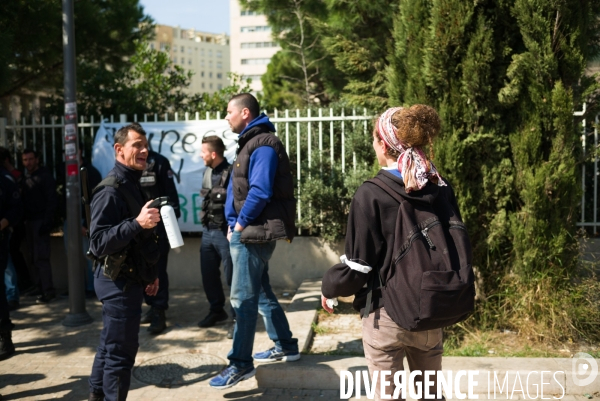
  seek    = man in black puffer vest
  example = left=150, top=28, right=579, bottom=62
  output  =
left=209, top=93, right=298, bottom=389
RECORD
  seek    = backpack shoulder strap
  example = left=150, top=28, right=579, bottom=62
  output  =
left=367, top=177, right=405, bottom=204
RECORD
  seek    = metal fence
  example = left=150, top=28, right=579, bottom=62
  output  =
left=0, top=109, right=375, bottom=233
left=576, top=106, right=600, bottom=234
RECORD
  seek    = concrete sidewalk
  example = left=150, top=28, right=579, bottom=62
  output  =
left=0, top=278, right=597, bottom=400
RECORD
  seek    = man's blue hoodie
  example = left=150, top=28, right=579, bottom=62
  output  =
left=225, top=113, right=278, bottom=231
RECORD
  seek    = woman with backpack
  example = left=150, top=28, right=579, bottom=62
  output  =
left=321, top=105, right=473, bottom=400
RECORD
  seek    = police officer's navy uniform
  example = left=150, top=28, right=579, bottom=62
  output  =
left=139, top=151, right=180, bottom=333
left=0, top=169, right=23, bottom=360
left=21, top=165, right=57, bottom=300
left=88, top=161, right=158, bottom=400
left=198, top=159, right=233, bottom=327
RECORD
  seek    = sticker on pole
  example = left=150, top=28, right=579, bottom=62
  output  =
left=65, top=143, right=77, bottom=156
left=65, top=124, right=77, bottom=142
left=67, top=163, right=79, bottom=176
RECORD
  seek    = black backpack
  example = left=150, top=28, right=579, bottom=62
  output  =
left=364, top=177, right=475, bottom=331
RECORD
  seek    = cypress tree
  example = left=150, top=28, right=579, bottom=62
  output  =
left=390, top=0, right=600, bottom=339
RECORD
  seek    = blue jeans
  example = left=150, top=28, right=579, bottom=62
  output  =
left=200, top=228, right=233, bottom=313
left=5, top=254, right=19, bottom=302
left=227, top=231, right=298, bottom=369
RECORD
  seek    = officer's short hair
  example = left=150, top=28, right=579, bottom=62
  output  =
left=202, top=136, right=226, bottom=157
left=22, top=148, right=38, bottom=159
left=115, top=123, right=147, bottom=146
left=230, top=93, right=260, bottom=120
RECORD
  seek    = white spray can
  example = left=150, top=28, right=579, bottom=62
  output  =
left=160, top=204, right=184, bottom=248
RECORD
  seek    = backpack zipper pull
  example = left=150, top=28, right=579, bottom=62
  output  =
left=422, top=228, right=435, bottom=249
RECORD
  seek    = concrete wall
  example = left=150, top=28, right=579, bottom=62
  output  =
left=48, top=236, right=343, bottom=291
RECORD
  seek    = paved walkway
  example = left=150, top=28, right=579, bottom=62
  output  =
left=0, top=284, right=597, bottom=401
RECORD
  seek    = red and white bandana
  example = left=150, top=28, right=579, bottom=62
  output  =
left=376, top=107, right=446, bottom=193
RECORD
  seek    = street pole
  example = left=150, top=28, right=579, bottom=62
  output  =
left=62, top=0, right=92, bottom=327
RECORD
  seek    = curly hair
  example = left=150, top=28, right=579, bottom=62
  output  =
left=393, top=104, right=441, bottom=159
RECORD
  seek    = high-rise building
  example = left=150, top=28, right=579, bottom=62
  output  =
left=150, top=25, right=230, bottom=95
left=229, top=0, right=280, bottom=93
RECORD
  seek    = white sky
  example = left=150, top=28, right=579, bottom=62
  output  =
left=139, top=0, right=230, bottom=34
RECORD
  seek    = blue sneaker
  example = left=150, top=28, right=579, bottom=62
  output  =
left=209, top=365, right=256, bottom=389
left=253, top=347, right=301, bottom=363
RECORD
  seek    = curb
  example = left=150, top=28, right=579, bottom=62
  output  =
left=257, top=279, right=600, bottom=396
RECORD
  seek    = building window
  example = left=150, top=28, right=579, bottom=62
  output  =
left=202, top=82, right=205, bottom=88
left=188, top=58, right=192, bottom=65
left=150, top=43, right=155, bottom=50
left=241, top=58, right=271, bottom=65
left=217, top=73, right=223, bottom=79
left=160, top=42, right=168, bottom=51
left=188, top=47, right=192, bottom=54
left=240, top=26, right=271, bottom=33
left=181, top=57, right=185, bottom=64
left=209, top=61, right=213, bottom=68
left=242, top=75, right=263, bottom=82
left=201, top=49, right=205, bottom=57
left=173, top=45, right=177, bottom=52
left=181, top=46, right=184, bottom=52
left=209, top=50, right=212, bottom=57
left=201, top=60, right=205, bottom=67
left=217, top=62, right=222, bottom=69
left=173, top=57, right=177, bottom=63
left=201, top=71, right=204, bottom=77
left=217, top=50, right=222, bottom=58
left=240, top=10, right=263, bottom=16
left=241, top=42, right=278, bottom=49
left=209, top=72, right=213, bottom=78
left=210, top=83, right=213, bottom=89
left=218, top=84, right=222, bottom=90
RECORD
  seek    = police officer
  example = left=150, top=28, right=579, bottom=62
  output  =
left=197, top=136, right=234, bottom=332
left=88, top=123, right=161, bottom=401
left=21, top=149, right=58, bottom=303
left=0, top=169, right=23, bottom=360
left=139, top=149, right=180, bottom=335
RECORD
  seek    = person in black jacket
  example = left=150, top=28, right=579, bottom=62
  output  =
left=87, top=123, right=161, bottom=401
left=197, top=136, right=233, bottom=331
left=321, top=105, right=453, bottom=401
left=139, top=149, right=180, bottom=335
left=0, top=169, right=23, bottom=360
left=21, top=149, right=58, bottom=303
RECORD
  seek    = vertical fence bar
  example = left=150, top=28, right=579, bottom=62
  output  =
left=285, top=109, right=290, bottom=155
left=216, top=111, right=221, bottom=120
left=164, top=113, right=168, bottom=122
left=206, top=111, right=210, bottom=120
left=185, top=112, right=189, bottom=121
left=595, top=115, right=598, bottom=233
left=307, top=109, right=312, bottom=173
left=41, top=117, right=47, bottom=172
left=296, top=109, right=301, bottom=234
left=341, top=109, right=345, bottom=174
left=89, top=116, right=95, bottom=158
left=329, top=108, right=334, bottom=177
left=144, top=114, right=148, bottom=123
left=175, top=112, right=179, bottom=122
left=134, top=114, right=138, bottom=122
left=581, top=118, right=587, bottom=225
left=195, top=112, right=199, bottom=120
left=318, top=109, right=323, bottom=177
left=352, top=108, right=356, bottom=172
left=51, top=117, right=57, bottom=173
left=154, top=113, right=158, bottom=122
left=23, top=118, right=27, bottom=150
left=12, top=120, right=17, bottom=167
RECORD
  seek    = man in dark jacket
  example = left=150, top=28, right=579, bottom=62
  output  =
left=209, top=93, right=298, bottom=389
left=139, top=149, right=180, bottom=335
left=87, top=123, right=161, bottom=401
left=21, top=149, right=58, bottom=303
left=0, top=169, right=23, bottom=360
left=197, top=136, right=233, bottom=330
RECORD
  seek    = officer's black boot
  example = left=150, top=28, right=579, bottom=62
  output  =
left=0, top=329, right=15, bottom=361
left=140, top=307, right=154, bottom=324
left=88, top=391, right=104, bottom=401
left=147, top=309, right=166, bottom=335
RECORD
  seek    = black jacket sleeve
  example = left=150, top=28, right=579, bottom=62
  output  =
left=89, top=187, right=144, bottom=258
left=0, top=175, right=23, bottom=227
left=158, top=157, right=180, bottom=219
left=321, top=192, right=384, bottom=299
